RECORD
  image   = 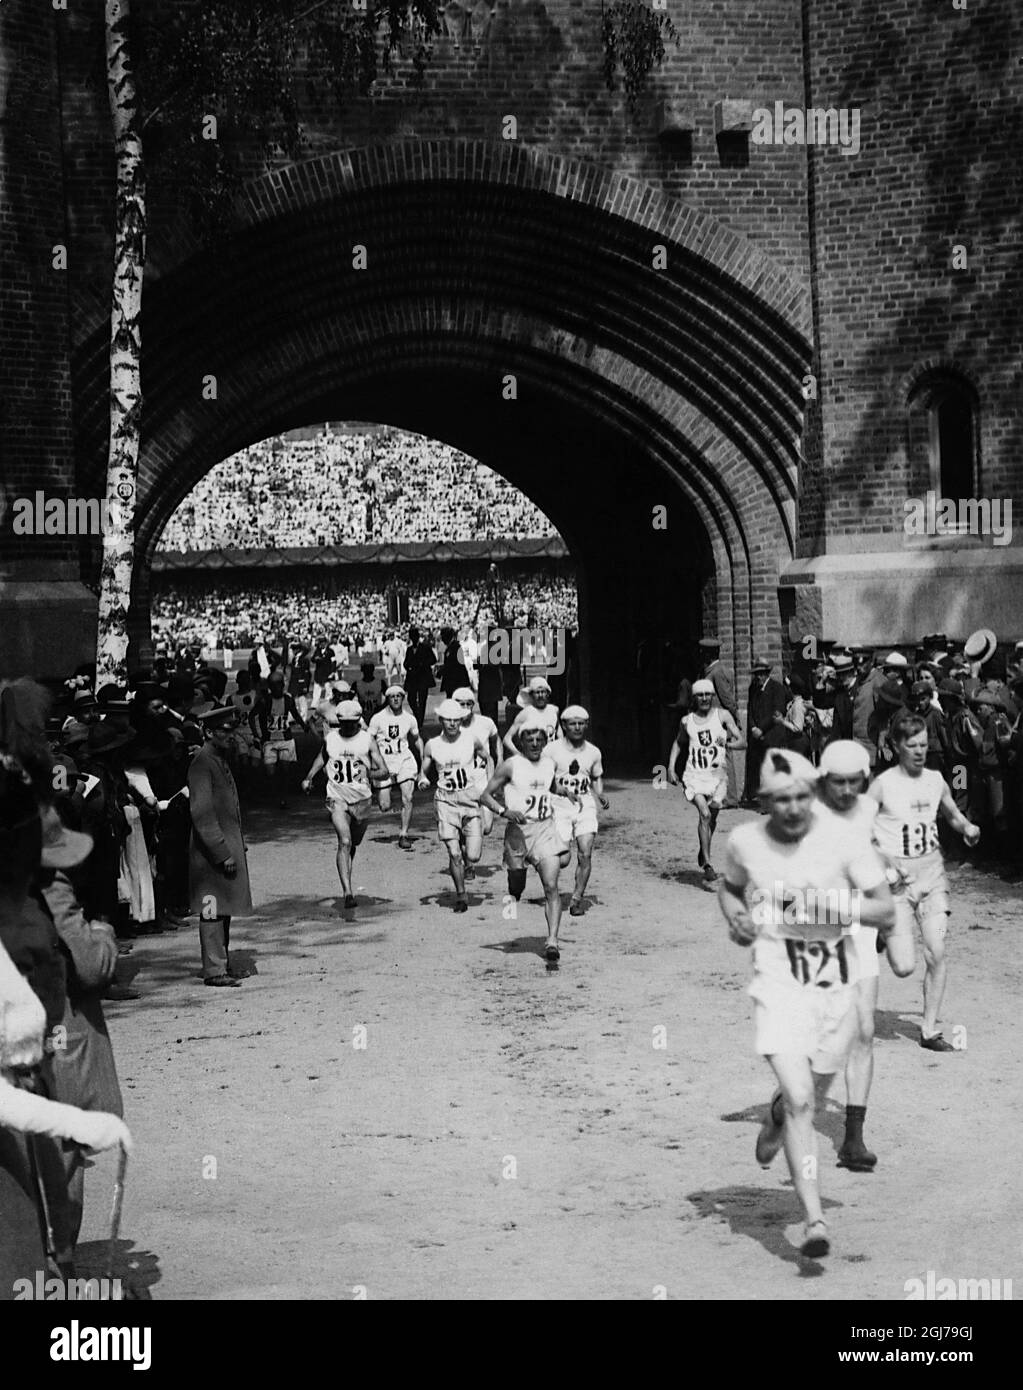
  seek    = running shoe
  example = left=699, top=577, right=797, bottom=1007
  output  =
left=454, top=898, right=468, bottom=913
left=569, top=899, right=584, bottom=916
left=343, top=894, right=357, bottom=909
left=755, top=1088, right=785, bottom=1167
left=398, top=835, right=411, bottom=850
left=703, top=863, right=718, bottom=884
left=919, top=1031, right=955, bottom=1052
left=837, top=1140, right=877, bottom=1172
left=800, top=1220, right=830, bottom=1258
left=545, top=943, right=560, bottom=962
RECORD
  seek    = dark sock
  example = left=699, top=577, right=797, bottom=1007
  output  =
left=844, top=1104, right=867, bottom=1146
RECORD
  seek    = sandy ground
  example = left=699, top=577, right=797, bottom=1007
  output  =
left=75, top=762, right=1023, bottom=1300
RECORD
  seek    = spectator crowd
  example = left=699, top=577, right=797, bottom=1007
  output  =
left=151, top=567, right=578, bottom=653
left=672, top=628, right=1023, bottom=873
left=157, top=426, right=561, bottom=553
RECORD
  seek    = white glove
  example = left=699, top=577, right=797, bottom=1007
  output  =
left=73, top=1111, right=134, bottom=1154
left=0, top=994, right=47, bottom=1068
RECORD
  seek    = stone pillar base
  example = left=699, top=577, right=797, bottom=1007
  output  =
left=779, top=547, right=1023, bottom=648
left=0, top=580, right=98, bottom=679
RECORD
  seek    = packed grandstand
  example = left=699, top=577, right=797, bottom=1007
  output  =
left=151, top=569, right=578, bottom=651
left=153, top=425, right=577, bottom=652
left=157, top=424, right=561, bottom=553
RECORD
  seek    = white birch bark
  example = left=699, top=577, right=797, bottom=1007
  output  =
left=96, top=0, right=145, bottom=687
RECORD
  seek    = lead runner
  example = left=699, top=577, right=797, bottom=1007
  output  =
left=717, top=749, right=895, bottom=1258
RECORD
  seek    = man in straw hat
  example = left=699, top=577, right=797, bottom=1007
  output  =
left=718, top=748, right=896, bottom=1258
left=188, top=705, right=253, bottom=986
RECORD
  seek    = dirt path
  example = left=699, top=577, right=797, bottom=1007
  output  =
left=76, top=777, right=1023, bottom=1300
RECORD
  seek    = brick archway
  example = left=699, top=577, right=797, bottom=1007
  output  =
left=70, top=140, right=812, bottom=748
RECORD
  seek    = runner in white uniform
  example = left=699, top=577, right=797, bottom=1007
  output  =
left=420, top=698, right=488, bottom=913
left=503, top=676, right=560, bottom=755
left=302, top=699, right=389, bottom=910
left=868, top=712, right=980, bottom=1053
left=368, top=685, right=423, bottom=849
left=453, top=686, right=500, bottom=843
left=549, top=706, right=609, bottom=917
left=668, top=680, right=742, bottom=883
left=483, top=718, right=579, bottom=962
left=252, top=670, right=309, bottom=804
left=718, top=749, right=895, bottom=1259
left=817, top=741, right=914, bottom=1173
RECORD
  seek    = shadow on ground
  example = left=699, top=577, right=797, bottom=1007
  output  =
left=686, top=1185, right=842, bottom=1274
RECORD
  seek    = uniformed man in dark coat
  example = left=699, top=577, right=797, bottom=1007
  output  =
left=188, top=706, right=253, bottom=988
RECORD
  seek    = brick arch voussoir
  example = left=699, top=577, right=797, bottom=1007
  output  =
left=237, top=140, right=811, bottom=341
left=71, top=139, right=812, bottom=357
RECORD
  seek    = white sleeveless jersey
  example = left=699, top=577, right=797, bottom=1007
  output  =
left=368, top=709, right=418, bottom=760
left=266, top=695, right=292, bottom=742
left=548, top=738, right=603, bottom=802
left=871, top=766, right=944, bottom=860
left=814, top=793, right=876, bottom=852
left=464, top=713, right=498, bottom=786
left=426, top=731, right=482, bottom=805
left=324, top=729, right=373, bottom=801
left=505, top=753, right=557, bottom=822
left=682, top=709, right=727, bottom=775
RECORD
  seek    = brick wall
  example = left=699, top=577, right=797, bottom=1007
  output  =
left=0, top=0, right=76, bottom=577
left=800, top=0, right=1023, bottom=553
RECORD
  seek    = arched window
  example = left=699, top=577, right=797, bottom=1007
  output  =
left=907, top=370, right=979, bottom=500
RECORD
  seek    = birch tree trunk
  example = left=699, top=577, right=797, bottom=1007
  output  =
left=96, top=0, right=146, bottom=688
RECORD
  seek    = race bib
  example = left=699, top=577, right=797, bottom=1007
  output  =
left=440, top=765, right=470, bottom=792
left=898, top=821, right=940, bottom=858
left=783, top=936, right=850, bottom=989
left=524, top=792, right=551, bottom=821
left=378, top=723, right=402, bottom=756
left=328, top=757, right=367, bottom=786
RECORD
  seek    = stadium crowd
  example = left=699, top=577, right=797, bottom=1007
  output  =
left=157, top=428, right=560, bottom=552
left=151, top=568, right=578, bottom=653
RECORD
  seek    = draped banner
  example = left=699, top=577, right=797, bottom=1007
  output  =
left=152, top=538, right=569, bottom=571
